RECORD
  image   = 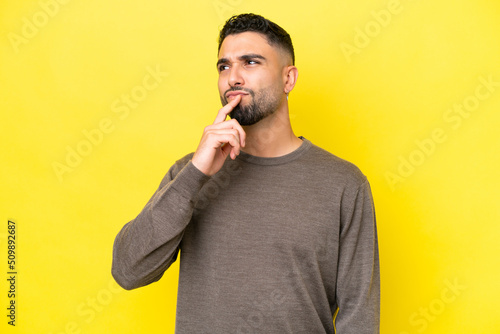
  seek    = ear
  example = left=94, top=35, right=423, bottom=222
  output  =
left=283, top=65, right=298, bottom=95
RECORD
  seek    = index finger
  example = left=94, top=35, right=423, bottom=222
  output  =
left=213, top=94, right=242, bottom=125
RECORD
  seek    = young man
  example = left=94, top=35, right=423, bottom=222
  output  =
left=112, top=13, right=380, bottom=333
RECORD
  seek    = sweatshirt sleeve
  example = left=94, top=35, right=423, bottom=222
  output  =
left=335, top=178, right=380, bottom=333
left=111, top=158, right=210, bottom=290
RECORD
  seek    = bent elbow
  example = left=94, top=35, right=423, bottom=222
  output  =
left=111, top=259, right=165, bottom=291
left=111, top=264, right=138, bottom=291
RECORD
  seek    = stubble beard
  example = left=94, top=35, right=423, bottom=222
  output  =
left=221, top=86, right=282, bottom=126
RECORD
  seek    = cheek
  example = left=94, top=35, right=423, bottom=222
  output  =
left=262, top=70, right=284, bottom=90
left=218, top=82, right=226, bottom=97
left=218, top=73, right=228, bottom=89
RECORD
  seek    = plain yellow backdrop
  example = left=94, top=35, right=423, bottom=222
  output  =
left=1, top=0, right=499, bottom=333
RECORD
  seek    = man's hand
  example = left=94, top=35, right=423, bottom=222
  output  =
left=192, top=95, right=246, bottom=176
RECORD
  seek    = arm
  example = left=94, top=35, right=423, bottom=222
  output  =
left=112, top=95, right=246, bottom=290
left=111, top=159, right=210, bottom=290
left=335, top=179, right=380, bottom=333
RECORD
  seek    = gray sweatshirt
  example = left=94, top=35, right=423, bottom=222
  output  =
left=112, top=138, right=380, bottom=333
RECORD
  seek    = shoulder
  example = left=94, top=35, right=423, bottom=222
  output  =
left=302, top=140, right=368, bottom=189
left=158, top=152, right=195, bottom=187
left=171, top=152, right=195, bottom=174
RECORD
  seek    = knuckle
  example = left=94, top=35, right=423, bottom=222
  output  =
left=206, top=131, right=217, bottom=139
left=227, top=119, right=240, bottom=129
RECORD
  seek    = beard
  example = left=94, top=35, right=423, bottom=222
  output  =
left=220, top=86, right=282, bottom=126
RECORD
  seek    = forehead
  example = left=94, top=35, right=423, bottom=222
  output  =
left=218, top=31, right=277, bottom=59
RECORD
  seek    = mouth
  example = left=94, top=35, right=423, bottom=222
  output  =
left=226, top=91, right=249, bottom=100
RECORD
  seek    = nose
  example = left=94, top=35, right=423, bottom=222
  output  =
left=228, top=64, right=244, bottom=87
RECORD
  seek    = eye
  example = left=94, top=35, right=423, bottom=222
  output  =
left=247, top=60, right=259, bottom=65
left=218, top=64, right=229, bottom=72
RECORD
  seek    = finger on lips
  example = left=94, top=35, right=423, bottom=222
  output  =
left=213, top=94, right=241, bottom=124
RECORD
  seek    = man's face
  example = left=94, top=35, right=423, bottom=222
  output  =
left=217, top=32, right=287, bottom=126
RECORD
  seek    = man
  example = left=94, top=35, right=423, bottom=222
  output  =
left=112, top=13, right=380, bottom=333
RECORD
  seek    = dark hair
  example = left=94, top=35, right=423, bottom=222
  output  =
left=218, top=13, right=295, bottom=65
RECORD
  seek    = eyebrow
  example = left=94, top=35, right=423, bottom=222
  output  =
left=216, top=53, right=267, bottom=68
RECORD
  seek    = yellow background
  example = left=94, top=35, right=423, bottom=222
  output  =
left=1, top=0, right=499, bottom=333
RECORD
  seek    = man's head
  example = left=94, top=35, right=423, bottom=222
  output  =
left=217, top=14, right=297, bottom=126
left=218, top=13, right=295, bottom=66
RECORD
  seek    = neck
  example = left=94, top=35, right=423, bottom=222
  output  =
left=241, top=105, right=302, bottom=157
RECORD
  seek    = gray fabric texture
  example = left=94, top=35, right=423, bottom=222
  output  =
left=112, top=137, right=380, bottom=333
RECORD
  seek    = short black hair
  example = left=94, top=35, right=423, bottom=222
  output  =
left=218, top=13, right=295, bottom=65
